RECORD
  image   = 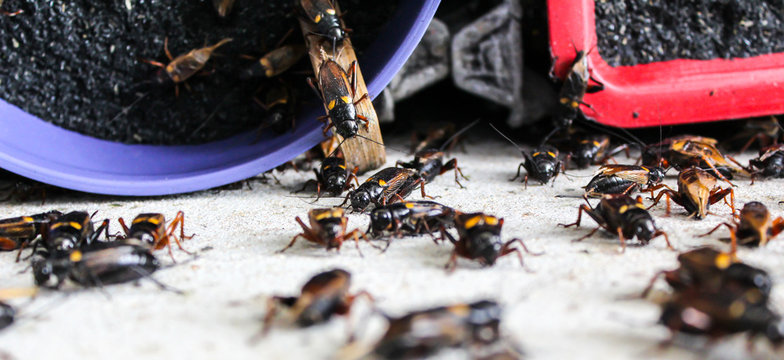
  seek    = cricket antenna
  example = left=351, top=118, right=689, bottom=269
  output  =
left=110, top=91, right=150, bottom=122
left=579, top=119, right=646, bottom=148
left=439, top=119, right=480, bottom=152
left=325, top=128, right=411, bottom=161
left=773, top=115, right=784, bottom=134
left=569, top=38, right=578, bottom=55
left=489, top=123, right=526, bottom=154
left=325, top=137, right=349, bottom=159
left=126, top=79, right=157, bottom=93
left=541, top=126, right=560, bottom=146
left=353, top=134, right=408, bottom=154
left=190, top=87, right=238, bottom=138
left=333, top=38, right=340, bottom=58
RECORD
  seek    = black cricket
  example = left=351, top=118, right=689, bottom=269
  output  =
left=368, top=200, right=456, bottom=240
left=344, top=167, right=426, bottom=212
left=309, top=56, right=369, bottom=139
left=298, top=155, right=359, bottom=199
left=490, top=124, right=563, bottom=188
left=32, top=241, right=162, bottom=290
left=560, top=194, right=672, bottom=252
left=298, top=0, right=349, bottom=52
left=442, top=213, right=534, bottom=271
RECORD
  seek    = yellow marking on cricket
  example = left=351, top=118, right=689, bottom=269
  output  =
left=484, top=216, right=499, bottom=226
left=314, top=14, right=322, bottom=23
left=571, top=101, right=579, bottom=108
left=745, top=290, right=762, bottom=304
left=326, top=8, right=336, bottom=15
left=314, top=211, right=333, bottom=221
left=464, top=216, right=481, bottom=229
left=405, top=203, right=415, bottom=209
left=328, top=99, right=336, bottom=110
left=341, top=96, right=351, bottom=104
left=715, top=253, right=732, bottom=269
left=261, top=58, right=274, bottom=77
left=22, top=216, right=33, bottom=223
left=338, top=165, right=346, bottom=169
left=641, top=166, right=649, bottom=171
left=547, top=152, right=556, bottom=158
left=70, top=251, right=83, bottom=262
left=448, top=304, right=470, bottom=316
left=635, top=203, right=646, bottom=209
left=323, top=165, right=332, bottom=170
left=729, top=300, right=745, bottom=318
left=560, top=97, right=569, bottom=104
left=532, top=152, right=541, bottom=157
left=378, top=179, right=387, bottom=186
left=69, top=222, right=82, bottom=230
left=592, top=141, right=601, bottom=146
left=134, top=217, right=161, bottom=225
left=619, top=205, right=629, bottom=214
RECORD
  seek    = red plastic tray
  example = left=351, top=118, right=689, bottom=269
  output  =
left=548, top=0, right=784, bottom=128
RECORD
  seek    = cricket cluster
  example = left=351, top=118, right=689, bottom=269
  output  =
left=3, top=0, right=784, bottom=358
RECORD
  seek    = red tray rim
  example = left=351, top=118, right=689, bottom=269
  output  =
left=547, top=0, right=784, bottom=128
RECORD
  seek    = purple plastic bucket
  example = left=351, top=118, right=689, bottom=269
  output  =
left=0, top=0, right=440, bottom=196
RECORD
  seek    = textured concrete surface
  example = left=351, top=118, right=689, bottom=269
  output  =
left=0, top=138, right=783, bottom=360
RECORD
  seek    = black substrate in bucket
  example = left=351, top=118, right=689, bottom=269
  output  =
left=0, top=0, right=398, bottom=145
left=594, top=0, right=784, bottom=66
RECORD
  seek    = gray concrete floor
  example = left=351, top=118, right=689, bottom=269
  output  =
left=0, top=138, right=783, bottom=360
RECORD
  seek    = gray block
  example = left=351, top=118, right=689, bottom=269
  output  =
left=452, top=0, right=525, bottom=127
left=388, top=18, right=451, bottom=102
